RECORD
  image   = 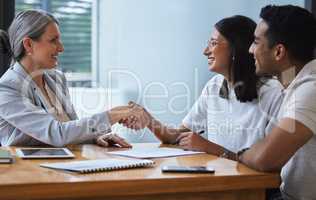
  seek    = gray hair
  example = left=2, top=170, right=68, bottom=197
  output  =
left=6, top=10, right=59, bottom=64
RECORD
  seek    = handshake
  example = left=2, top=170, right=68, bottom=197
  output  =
left=108, top=101, right=152, bottom=130
left=96, top=101, right=152, bottom=148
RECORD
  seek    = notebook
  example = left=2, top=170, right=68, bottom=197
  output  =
left=0, top=149, right=13, bottom=164
left=40, top=158, right=155, bottom=174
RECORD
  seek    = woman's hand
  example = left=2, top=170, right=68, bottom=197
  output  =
left=108, top=103, right=151, bottom=130
left=119, top=101, right=152, bottom=130
left=96, top=133, right=132, bottom=148
left=176, top=132, right=210, bottom=152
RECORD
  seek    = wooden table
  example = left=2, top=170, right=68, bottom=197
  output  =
left=0, top=143, right=280, bottom=200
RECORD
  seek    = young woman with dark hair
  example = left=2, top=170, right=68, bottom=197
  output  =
left=129, top=15, right=283, bottom=160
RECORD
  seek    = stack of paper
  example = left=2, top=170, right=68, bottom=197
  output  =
left=108, top=147, right=204, bottom=158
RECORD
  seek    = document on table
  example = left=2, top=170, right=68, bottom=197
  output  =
left=40, top=158, right=154, bottom=174
left=108, top=147, right=204, bottom=158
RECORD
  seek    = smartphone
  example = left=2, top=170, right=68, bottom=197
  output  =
left=161, top=166, right=215, bottom=173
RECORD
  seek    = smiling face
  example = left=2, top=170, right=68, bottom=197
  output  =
left=203, top=29, right=231, bottom=77
left=29, top=22, right=64, bottom=69
left=249, top=20, right=279, bottom=76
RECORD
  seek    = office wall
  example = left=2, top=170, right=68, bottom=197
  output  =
left=96, top=0, right=304, bottom=142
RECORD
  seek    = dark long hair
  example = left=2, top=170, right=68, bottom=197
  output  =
left=215, top=15, right=259, bottom=102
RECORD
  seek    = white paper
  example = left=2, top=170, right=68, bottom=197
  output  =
left=108, top=147, right=204, bottom=158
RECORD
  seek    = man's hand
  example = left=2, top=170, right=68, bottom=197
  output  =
left=96, top=133, right=132, bottom=148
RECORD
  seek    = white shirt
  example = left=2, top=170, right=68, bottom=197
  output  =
left=182, top=74, right=283, bottom=152
left=278, top=59, right=316, bottom=200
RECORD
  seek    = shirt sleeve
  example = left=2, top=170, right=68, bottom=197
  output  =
left=281, top=81, right=316, bottom=135
left=182, top=83, right=209, bottom=133
left=258, top=79, right=284, bottom=135
left=0, top=82, right=112, bottom=147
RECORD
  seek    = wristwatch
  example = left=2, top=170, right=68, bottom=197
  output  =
left=219, top=149, right=230, bottom=159
left=236, top=148, right=250, bottom=162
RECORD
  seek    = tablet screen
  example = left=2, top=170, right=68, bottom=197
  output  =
left=16, top=148, right=75, bottom=158
left=21, top=149, right=68, bottom=156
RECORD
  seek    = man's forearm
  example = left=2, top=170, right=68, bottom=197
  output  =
left=238, top=139, right=282, bottom=172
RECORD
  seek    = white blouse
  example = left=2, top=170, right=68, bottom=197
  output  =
left=183, top=74, right=284, bottom=152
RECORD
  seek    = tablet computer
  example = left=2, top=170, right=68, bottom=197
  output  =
left=16, top=148, right=75, bottom=159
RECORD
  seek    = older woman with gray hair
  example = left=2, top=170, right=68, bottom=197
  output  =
left=0, top=10, right=146, bottom=147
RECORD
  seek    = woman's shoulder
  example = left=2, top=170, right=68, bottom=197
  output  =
left=0, top=65, right=25, bottom=89
left=202, top=74, right=224, bottom=95
left=258, top=77, right=284, bottom=100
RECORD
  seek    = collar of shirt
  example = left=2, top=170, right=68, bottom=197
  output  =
left=286, top=59, right=316, bottom=91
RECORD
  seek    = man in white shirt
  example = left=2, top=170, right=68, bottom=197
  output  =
left=239, top=5, right=316, bottom=200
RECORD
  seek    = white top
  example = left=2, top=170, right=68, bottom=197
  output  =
left=278, top=59, right=316, bottom=200
left=182, top=74, right=284, bottom=152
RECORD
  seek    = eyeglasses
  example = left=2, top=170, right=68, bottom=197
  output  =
left=207, top=39, right=228, bottom=48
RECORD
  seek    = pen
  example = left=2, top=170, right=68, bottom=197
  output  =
left=197, top=130, right=205, bottom=135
